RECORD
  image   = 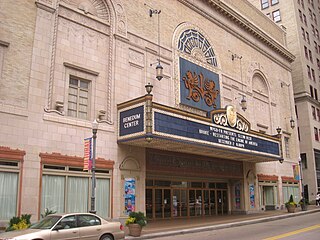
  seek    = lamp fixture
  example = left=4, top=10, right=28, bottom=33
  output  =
left=290, top=117, right=295, bottom=129
left=279, top=158, right=284, bottom=164
left=146, top=3, right=163, bottom=81
left=145, top=82, right=153, bottom=95
left=276, top=126, right=282, bottom=135
left=240, top=95, right=247, bottom=111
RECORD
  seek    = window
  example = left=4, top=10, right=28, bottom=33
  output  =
left=306, top=32, right=310, bottom=43
left=311, top=0, right=314, bottom=8
left=312, top=106, right=316, bottom=119
left=303, top=14, right=307, bottom=26
left=68, top=77, right=89, bottom=120
left=272, top=9, right=281, bottom=22
left=310, top=85, right=314, bottom=98
left=284, top=137, right=290, bottom=158
left=309, top=50, right=313, bottom=62
left=312, top=69, right=316, bottom=81
left=315, top=127, right=319, bottom=141
left=317, top=108, right=320, bottom=121
left=315, top=41, right=318, bottom=52
left=305, top=46, right=309, bottom=59
left=40, top=154, right=112, bottom=219
left=78, top=214, right=101, bottom=227
left=271, top=0, right=279, bottom=5
left=302, top=27, right=306, bottom=40
left=307, top=65, right=311, bottom=78
left=313, top=13, right=317, bottom=25
left=0, top=147, right=24, bottom=221
left=315, top=88, right=318, bottom=100
left=317, top=58, right=320, bottom=71
left=301, top=153, right=308, bottom=169
left=309, top=8, right=313, bottom=19
left=261, top=0, right=269, bottom=9
left=302, top=0, right=305, bottom=9
left=316, top=29, right=319, bottom=39
left=0, top=41, right=10, bottom=80
left=299, top=10, right=303, bottom=22
left=312, top=25, right=315, bottom=35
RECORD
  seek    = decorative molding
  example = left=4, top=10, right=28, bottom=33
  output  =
left=128, top=48, right=144, bottom=68
left=39, top=152, right=114, bottom=169
left=257, top=174, right=278, bottom=181
left=35, top=0, right=55, bottom=13
left=0, top=146, right=26, bottom=161
left=281, top=176, right=299, bottom=183
left=119, top=156, right=140, bottom=171
left=63, top=62, right=99, bottom=76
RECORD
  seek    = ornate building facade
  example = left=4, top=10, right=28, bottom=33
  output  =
left=0, top=0, right=299, bottom=226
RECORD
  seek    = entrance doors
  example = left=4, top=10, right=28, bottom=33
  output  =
left=155, top=189, right=171, bottom=218
left=146, top=185, right=229, bottom=219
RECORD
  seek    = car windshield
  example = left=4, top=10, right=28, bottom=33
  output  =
left=30, top=216, right=61, bottom=229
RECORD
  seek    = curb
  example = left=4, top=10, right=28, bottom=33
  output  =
left=125, top=208, right=320, bottom=239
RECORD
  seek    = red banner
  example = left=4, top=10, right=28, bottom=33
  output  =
left=84, top=137, right=92, bottom=171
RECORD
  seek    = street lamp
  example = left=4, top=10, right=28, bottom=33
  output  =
left=89, top=119, right=98, bottom=214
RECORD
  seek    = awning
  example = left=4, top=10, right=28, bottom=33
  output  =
left=117, top=95, right=282, bottom=163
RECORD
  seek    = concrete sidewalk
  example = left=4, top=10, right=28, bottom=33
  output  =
left=125, top=206, right=320, bottom=239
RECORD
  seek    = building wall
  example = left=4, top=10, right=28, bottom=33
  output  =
left=0, top=0, right=300, bottom=225
left=249, top=0, right=320, bottom=202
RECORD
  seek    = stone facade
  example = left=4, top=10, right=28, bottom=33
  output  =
left=0, top=0, right=299, bottom=226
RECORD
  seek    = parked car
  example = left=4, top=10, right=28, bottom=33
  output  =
left=0, top=212, right=124, bottom=240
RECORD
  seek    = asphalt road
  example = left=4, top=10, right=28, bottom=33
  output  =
left=151, top=212, right=320, bottom=240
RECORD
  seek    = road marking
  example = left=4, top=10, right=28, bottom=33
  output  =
left=263, top=224, right=320, bottom=240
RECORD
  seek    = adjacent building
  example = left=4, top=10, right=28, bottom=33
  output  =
left=0, top=0, right=300, bottom=227
left=248, top=0, right=320, bottom=203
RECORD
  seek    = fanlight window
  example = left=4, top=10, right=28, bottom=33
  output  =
left=178, top=29, right=217, bottom=66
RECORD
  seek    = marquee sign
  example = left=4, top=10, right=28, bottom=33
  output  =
left=119, top=105, right=144, bottom=136
left=154, top=110, right=280, bottom=157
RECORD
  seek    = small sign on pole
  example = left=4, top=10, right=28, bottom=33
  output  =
left=84, top=137, right=92, bottom=171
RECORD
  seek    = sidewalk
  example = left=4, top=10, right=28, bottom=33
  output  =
left=125, top=206, right=320, bottom=239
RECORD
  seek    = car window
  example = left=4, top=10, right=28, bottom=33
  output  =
left=59, top=215, right=77, bottom=229
left=30, top=216, right=61, bottom=229
left=77, top=215, right=101, bottom=227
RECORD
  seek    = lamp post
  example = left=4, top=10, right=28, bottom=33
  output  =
left=89, top=119, right=98, bottom=214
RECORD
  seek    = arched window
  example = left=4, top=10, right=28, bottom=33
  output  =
left=178, top=29, right=217, bottom=66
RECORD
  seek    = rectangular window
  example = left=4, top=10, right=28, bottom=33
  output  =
left=312, top=25, right=315, bottom=35
left=302, top=27, right=306, bottom=40
left=316, top=29, right=319, bottom=40
left=300, top=153, right=307, bottom=169
left=309, top=50, right=313, bottom=62
left=310, top=85, right=314, bottom=98
left=306, top=32, right=310, bottom=43
left=303, top=14, right=307, bottom=26
left=315, top=88, right=318, bottom=100
left=307, top=65, right=311, bottom=78
left=317, top=108, right=320, bottom=121
left=271, top=0, right=279, bottom=5
left=305, top=46, right=309, bottom=59
left=301, top=0, right=305, bottom=9
left=312, top=106, right=316, bottom=119
left=41, top=166, right=111, bottom=219
left=284, top=137, right=290, bottom=158
left=317, top=58, right=320, bottom=71
left=312, top=69, right=316, bottom=81
left=68, top=77, right=89, bottom=120
left=315, top=127, right=319, bottom=141
left=0, top=171, right=18, bottom=219
left=261, top=0, right=269, bottom=9
left=315, top=41, right=318, bottom=52
left=272, top=9, right=281, bottom=22
left=309, top=8, right=313, bottom=19
left=299, top=10, right=303, bottom=22
left=313, top=13, right=317, bottom=25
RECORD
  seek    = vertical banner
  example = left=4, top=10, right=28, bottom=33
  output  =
left=293, top=164, right=300, bottom=181
left=235, top=183, right=241, bottom=209
left=249, top=184, right=255, bottom=208
left=124, top=178, right=136, bottom=215
left=83, top=137, right=92, bottom=171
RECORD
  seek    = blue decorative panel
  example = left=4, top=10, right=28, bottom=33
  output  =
left=180, top=58, right=220, bottom=111
left=154, top=112, right=280, bottom=156
left=119, top=106, right=144, bottom=136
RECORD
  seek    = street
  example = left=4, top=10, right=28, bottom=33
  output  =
left=151, top=212, right=320, bottom=240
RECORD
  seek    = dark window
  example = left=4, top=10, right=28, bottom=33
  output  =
left=315, top=127, right=319, bottom=141
left=300, top=153, right=307, bottom=169
left=310, top=85, right=314, bottom=98
left=78, top=215, right=101, bottom=227
left=312, top=106, right=316, bottom=119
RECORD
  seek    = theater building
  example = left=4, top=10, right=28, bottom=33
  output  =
left=0, top=0, right=300, bottom=225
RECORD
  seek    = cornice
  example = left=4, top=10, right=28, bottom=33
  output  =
left=178, top=0, right=295, bottom=64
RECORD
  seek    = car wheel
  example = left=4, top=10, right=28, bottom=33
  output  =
left=100, top=234, right=114, bottom=240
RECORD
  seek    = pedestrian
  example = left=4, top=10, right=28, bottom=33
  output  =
left=316, top=191, right=320, bottom=206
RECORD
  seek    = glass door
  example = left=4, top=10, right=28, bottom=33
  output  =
left=154, top=188, right=171, bottom=219
left=146, top=189, right=153, bottom=219
left=210, top=190, right=216, bottom=215
left=217, top=190, right=228, bottom=215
